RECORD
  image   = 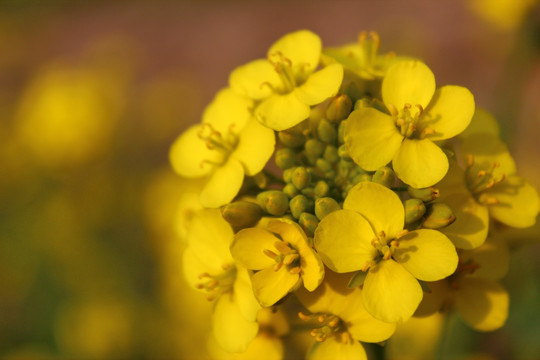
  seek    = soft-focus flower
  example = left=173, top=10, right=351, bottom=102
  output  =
left=345, top=60, right=475, bottom=188
left=416, top=236, right=510, bottom=331
left=296, top=270, right=396, bottom=360
left=230, top=218, right=324, bottom=307
left=182, top=208, right=260, bottom=352
left=437, top=134, right=539, bottom=249
left=467, top=0, right=537, bottom=30
left=314, top=181, right=458, bottom=322
left=230, top=30, right=343, bottom=131
left=170, top=88, right=275, bottom=208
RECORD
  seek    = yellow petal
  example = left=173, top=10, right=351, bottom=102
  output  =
left=393, top=138, right=449, bottom=188
left=460, top=107, right=500, bottom=139
left=308, top=337, right=367, bottom=360
left=313, top=209, right=377, bottom=273
left=266, top=220, right=324, bottom=291
left=382, top=60, right=435, bottom=110
left=229, top=59, right=281, bottom=100
left=295, top=64, right=343, bottom=105
left=461, top=133, right=516, bottom=177
left=343, top=181, right=405, bottom=239
left=268, top=30, right=321, bottom=76
left=485, top=175, right=540, bottom=228
left=233, top=266, right=261, bottom=321
left=231, top=228, right=278, bottom=270
left=212, top=294, right=259, bottom=352
left=439, top=192, right=489, bottom=249
left=251, top=266, right=301, bottom=307
left=202, top=87, right=254, bottom=134
left=436, top=160, right=468, bottom=197
left=455, top=278, right=509, bottom=331
left=296, top=270, right=350, bottom=314
left=255, top=92, right=310, bottom=131
left=344, top=107, right=403, bottom=171
left=414, top=280, right=451, bottom=317
left=182, top=247, right=221, bottom=291
left=186, top=208, right=234, bottom=268
left=200, top=158, right=244, bottom=208
left=459, top=236, right=509, bottom=281
left=169, top=124, right=223, bottom=178
left=363, top=260, right=422, bottom=323
left=232, top=118, right=276, bottom=176
left=393, top=229, right=458, bottom=281
left=420, top=85, right=475, bottom=141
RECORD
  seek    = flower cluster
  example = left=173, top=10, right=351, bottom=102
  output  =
left=170, top=30, right=540, bottom=359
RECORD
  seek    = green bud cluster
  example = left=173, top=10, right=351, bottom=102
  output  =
left=404, top=185, right=455, bottom=230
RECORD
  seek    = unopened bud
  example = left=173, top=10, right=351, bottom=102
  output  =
left=407, top=186, right=440, bottom=202
left=337, top=144, right=351, bottom=159
left=404, top=198, right=426, bottom=225
left=422, top=203, right=456, bottom=229
left=372, top=166, right=395, bottom=188
left=350, top=173, right=372, bottom=185
left=292, top=167, right=311, bottom=190
left=316, top=158, right=333, bottom=173
left=256, top=190, right=289, bottom=216
left=290, top=195, right=314, bottom=219
left=305, top=139, right=325, bottom=159
left=278, top=128, right=306, bottom=148
left=314, top=180, right=330, bottom=198
left=275, top=148, right=297, bottom=170
left=323, top=145, right=339, bottom=163
left=347, top=270, right=367, bottom=288
left=326, top=94, right=353, bottom=123
left=299, top=212, right=319, bottom=237
left=221, top=201, right=263, bottom=231
left=283, top=168, right=295, bottom=183
left=315, top=197, right=341, bottom=220
left=301, top=186, right=315, bottom=198
left=338, top=121, right=347, bottom=145
left=317, top=119, right=337, bottom=144
left=282, top=183, right=299, bottom=198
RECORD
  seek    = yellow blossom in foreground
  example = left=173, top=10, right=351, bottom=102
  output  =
left=296, top=270, right=396, bottom=360
left=314, top=182, right=458, bottom=322
left=230, top=219, right=324, bottom=307
left=345, top=60, right=475, bottom=188
left=182, top=209, right=260, bottom=352
left=230, top=30, right=343, bottom=131
left=170, top=88, right=275, bottom=208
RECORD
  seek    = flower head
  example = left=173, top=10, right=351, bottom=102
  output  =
left=230, top=30, right=343, bottom=131
left=345, top=60, right=475, bottom=188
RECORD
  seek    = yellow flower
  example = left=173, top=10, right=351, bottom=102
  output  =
left=314, top=181, right=458, bottom=322
left=170, top=88, right=275, bottom=208
left=438, top=133, right=540, bottom=249
left=230, top=219, right=325, bottom=307
left=467, top=0, right=537, bottom=30
left=229, top=30, right=343, bottom=131
left=345, top=60, right=475, bottom=188
left=416, top=236, right=510, bottom=331
left=182, top=209, right=260, bottom=352
left=296, top=270, right=396, bottom=360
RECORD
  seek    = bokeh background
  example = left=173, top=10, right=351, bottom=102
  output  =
left=1, top=0, right=539, bottom=359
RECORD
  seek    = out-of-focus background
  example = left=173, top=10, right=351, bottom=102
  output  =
left=0, top=0, right=539, bottom=359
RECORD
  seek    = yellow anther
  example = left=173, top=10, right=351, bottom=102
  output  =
left=395, top=229, right=408, bottom=239
left=273, top=261, right=284, bottom=272
left=298, top=312, right=311, bottom=321
left=318, top=315, right=325, bottom=323
left=289, top=266, right=302, bottom=275
left=274, top=240, right=294, bottom=255
left=388, top=103, right=399, bottom=117
left=263, top=249, right=278, bottom=259
left=466, top=154, right=474, bottom=167
left=283, top=253, right=300, bottom=266
left=415, top=104, right=424, bottom=116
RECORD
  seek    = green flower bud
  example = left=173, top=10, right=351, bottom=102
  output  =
left=407, top=186, right=440, bottom=202
left=305, top=138, right=325, bottom=159
left=347, top=270, right=367, bottom=288
left=323, top=169, right=337, bottom=180
left=290, top=194, right=314, bottom=219
left=404, top=198, right=426, bottom=225
left=283, top=168, right=295, bottom=183
left=422, top=203, right=456, bottom=229
left=301, top=186, right=315, bottom=198
left=316, top=158, right=333, bottom=173
left=372, top=166, right=395, bottom=188
left=337, top=144, right=351, bottom=160
left=344, top=80, right=362, bottom=102
left=292, top=166, right=311, bottom=190
left=314, top=180, right=330, bottom=198
left=299, top=212, right=319, bottom=238
left=337, top=159, right=353, bottom=177
left=278, top=128, right=306, bottom=148
left=256, top=190, right=289, bottom=216
left=221, top=201, right=263, bottom=231
left=325, top=94, right=352, bottom=123
left=338, top=121, right=347, bottom=145
left=314, top=197, right=341, bottom=220
left=354, top=98, right=371, bottom=110
left=323, top=145, right=339, bottom=163
left=350, top=173, right=371, bottom=185
left=253, top=172, right=267, bottom=189
left=282, top=183, right=299, bottom=198
left=275, top=148, right=297, bottom=170
left=317, top=119, right=337, bottom=144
